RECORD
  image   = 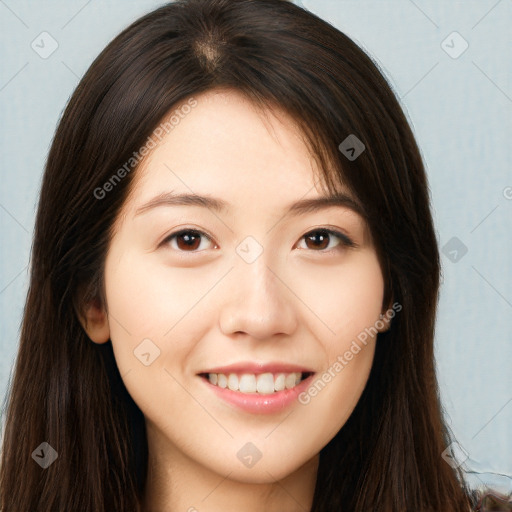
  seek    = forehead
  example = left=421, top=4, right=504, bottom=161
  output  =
left=128, top=88, right=350, bottom=207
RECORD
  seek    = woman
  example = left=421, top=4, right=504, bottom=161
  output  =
left=0, top=0, right=509, bottom=510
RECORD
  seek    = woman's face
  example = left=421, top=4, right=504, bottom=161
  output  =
left=88, top=89, right=387, bottom=483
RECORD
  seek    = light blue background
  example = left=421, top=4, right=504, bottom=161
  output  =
left=1, top=0, right=511, bottom=493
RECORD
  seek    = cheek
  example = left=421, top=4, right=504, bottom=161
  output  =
left=277, top=251, right=383, bottom=440
left=104, top=249, right=221, bottom=345
left=102, top=248, right=220, bottom=408
left=295, top=315, right=378, bottom=452
left=293, top=250, right=385, bottom=341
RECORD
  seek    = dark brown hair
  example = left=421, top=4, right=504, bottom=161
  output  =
left=1, top=0, right=509, bottom=510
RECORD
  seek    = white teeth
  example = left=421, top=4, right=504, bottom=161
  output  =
left=239, top=374, right=257, bottom=393
left=217, top=374, right=228, bottom=389
left=256, top=372, right=275, bottom=394
left=274, top=373, right=285, bottom=391
left=285, top=373, right=297, bottom=389
left=206, top=371, right=306, bottom=394
left=227, top=373, right=239, bottom=391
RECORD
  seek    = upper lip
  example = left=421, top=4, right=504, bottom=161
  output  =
left=198, top=361, right=315, bottom=375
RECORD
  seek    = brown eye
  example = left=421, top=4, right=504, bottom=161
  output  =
left=297, top=229, right=355, bottom=252
left=163, top=229, right=215, bottom=252
left=304, top=231, right=331, bottom=250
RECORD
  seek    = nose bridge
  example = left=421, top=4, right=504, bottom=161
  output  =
left=218, top=245, right=298, bottom=339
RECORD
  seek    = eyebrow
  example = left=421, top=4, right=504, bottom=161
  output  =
left=134, top=191, right=366, bottom=218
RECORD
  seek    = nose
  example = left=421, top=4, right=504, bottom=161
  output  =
left=218, top=256, right=298, bottom=340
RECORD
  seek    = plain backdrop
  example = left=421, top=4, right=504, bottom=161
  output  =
left=0, top=0, right=511, bottom=493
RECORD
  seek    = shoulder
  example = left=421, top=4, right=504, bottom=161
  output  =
left=467, top=488, right=512, bottom=511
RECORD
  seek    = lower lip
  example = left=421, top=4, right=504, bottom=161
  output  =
left=200, top=373, right=316, bottom=414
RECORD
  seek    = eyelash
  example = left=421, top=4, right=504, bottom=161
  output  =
left=161, top=227, right=356, bottom=254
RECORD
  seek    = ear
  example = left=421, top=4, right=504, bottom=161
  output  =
left=78, top=297, right=110, bottom=344
left=376, top=312, right=391, bottom=333
left=376, top=300, right=395, bottom=333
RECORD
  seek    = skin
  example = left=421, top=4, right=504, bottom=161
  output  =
left=81, top=88, right=390, bottom=512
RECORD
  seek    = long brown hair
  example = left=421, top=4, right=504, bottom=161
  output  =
left=1, top=0, right=508, bottom=510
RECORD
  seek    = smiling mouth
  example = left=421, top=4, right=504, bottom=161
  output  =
left=198, top=371, right=314, bottom=394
